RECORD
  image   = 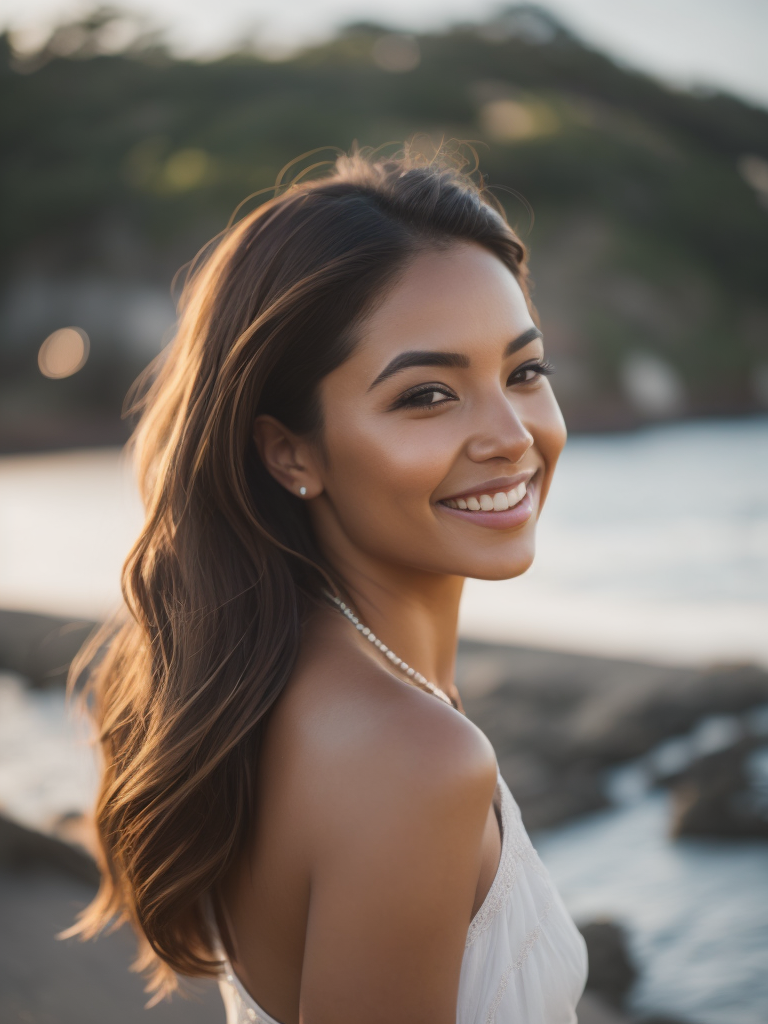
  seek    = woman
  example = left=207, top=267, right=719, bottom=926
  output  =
left=72, top=149, right=588, bottom=1023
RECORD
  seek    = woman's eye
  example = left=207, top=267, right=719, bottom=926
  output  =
left=394, top=385, right=457, bottom=410
left=508, top=359, right=555, bottom=386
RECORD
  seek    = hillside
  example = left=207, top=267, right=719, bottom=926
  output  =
left=2, top=5, right=767, bottom=448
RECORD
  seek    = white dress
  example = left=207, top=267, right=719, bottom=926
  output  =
left=215, top=765, right=588, bottom=1024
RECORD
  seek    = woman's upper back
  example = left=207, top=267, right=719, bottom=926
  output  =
left=217, top=609, right=504, bottom=1024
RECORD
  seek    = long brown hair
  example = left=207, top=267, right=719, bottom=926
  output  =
left=69, top=145, right=531, bottom=998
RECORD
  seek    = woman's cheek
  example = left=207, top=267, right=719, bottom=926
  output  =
left=349, top=418, right=456, bottom=500
left=526, top=384, right=567, bottom=503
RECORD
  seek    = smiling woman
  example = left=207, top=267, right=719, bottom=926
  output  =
left=68, top=147, right=585, bottom=1024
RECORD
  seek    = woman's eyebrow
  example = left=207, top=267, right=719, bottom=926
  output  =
left=368, top=327, right=543, bottom=391
left=504, top=326, right=543, bottom=357
left=368, top=351, right=469, bottom=390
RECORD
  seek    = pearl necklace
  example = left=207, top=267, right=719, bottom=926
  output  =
left=326, top=593, right=456, bottom=708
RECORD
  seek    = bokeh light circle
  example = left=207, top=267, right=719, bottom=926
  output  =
left=38, top=327, right=90, bottom=379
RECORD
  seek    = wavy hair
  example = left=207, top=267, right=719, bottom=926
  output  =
left=68, top=145, right=532, bottom=998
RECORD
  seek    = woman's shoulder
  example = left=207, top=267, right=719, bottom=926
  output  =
left=267, top=621, right=498, bottom=835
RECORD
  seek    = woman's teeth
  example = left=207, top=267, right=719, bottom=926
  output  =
left=443, top=482, right=527, bottom=512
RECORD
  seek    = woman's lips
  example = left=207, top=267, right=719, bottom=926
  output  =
left=436, top=477, right=537, bottom=530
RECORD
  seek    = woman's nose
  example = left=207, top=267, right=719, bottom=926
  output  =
left=464, top=396, right=534, bottom=466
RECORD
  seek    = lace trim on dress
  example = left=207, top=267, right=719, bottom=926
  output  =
left=501, top=779, right=549, bottom=879
left=465, top=775, right=550, bottom=950
left=483, top=898, right=555, bottom=1024
left=465, top=774, right=516, bottom=949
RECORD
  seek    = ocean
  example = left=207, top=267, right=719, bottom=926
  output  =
left=536, top=717, right=768, bottom=1024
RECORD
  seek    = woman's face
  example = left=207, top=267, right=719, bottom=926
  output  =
left=308, top=241, right=567, bottom=582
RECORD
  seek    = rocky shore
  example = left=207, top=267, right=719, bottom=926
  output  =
left=456, top=639, right=768, bottom=834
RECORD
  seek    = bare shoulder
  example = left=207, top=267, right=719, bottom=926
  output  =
left=266, top=613, right=498, bottom=855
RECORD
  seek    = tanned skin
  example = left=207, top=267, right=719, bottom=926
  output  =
left=220, top=241, right=567, bottom=1024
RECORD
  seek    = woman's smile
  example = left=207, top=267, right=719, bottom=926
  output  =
left=435, top=470, right=538, bottom=530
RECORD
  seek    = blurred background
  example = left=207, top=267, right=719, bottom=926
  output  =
left=0, top=3, right=767, bottom=1023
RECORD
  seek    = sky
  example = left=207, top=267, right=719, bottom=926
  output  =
left=3, top=0, right=768, bottom=110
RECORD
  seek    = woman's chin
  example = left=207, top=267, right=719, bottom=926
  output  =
left=452, top=544, right=537, bottom=582
left=474, top=562, right=534, bottom=582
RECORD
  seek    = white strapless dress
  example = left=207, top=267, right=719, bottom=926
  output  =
left=215, top=765, right=588, bottom=1024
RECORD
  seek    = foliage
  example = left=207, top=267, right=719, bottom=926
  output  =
left=1, top=5, right=767, bottom=443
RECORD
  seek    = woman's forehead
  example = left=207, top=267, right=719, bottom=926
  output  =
left=352, top=242, right=533, bottom=367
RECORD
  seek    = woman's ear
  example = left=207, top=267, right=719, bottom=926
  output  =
left=253, top=415, right=323, bottom=499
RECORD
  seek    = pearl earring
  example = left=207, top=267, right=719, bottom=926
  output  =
left=299, top=486, right=307, bottom=497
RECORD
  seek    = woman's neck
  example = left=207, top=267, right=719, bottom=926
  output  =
left=331, top=559, right=465, bottom=696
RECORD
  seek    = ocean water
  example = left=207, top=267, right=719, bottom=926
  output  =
left=536, top=791, right=768, bottom=1024
left=534, top=706, right=768, bottom=1024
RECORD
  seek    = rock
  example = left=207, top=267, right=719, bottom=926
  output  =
left=636, top=1018, right=693, bottom=1024
left=579, top=920, right=637, bottom=1008
left=669, top=738, right=768, bottom=839
left=576, top=989, right=632, bottom=1024
left=457, top=639, right=768, bottom=831
left=0, top=811, right=98, bottom=886
left=0, top=608, right=97, bottom=688
left=565, top=663, right=768, bottom=764
left=497, top=750, right=606, bottom=831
